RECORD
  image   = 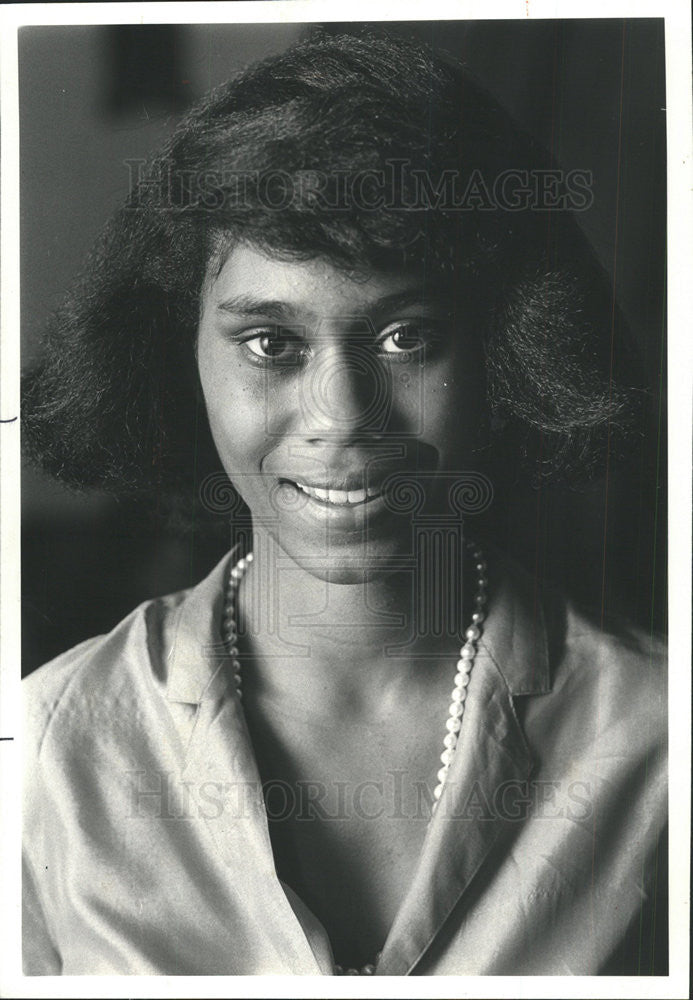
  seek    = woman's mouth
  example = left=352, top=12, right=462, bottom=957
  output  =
left=271, top=474, right=403, bottom=538
left=290, top=481, right=382, bottom=506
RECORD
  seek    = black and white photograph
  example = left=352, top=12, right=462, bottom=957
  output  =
left=1, top=1, right=690, bottom=993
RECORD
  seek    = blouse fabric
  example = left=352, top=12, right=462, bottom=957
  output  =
left=23, top=548, right=667, bottom=975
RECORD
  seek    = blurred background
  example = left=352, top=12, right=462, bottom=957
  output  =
left=20, top=19, right=667, bottom=676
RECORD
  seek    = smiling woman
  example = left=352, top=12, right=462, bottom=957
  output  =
left=196, top=246, right=485, bottom=582
left=21, top=28, right=666, bottom=977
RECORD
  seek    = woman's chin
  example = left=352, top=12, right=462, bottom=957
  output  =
left=294, top=561, right=390, bottom=585
left=271, top=534, right=410, bottom=585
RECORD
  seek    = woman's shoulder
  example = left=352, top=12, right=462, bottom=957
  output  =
left=489, top=548, right=666, bottom=752
left=541, top=587, right=667, bottom=756
left=23, top=587, right=190, bottom=758
left=488, top=545, right=666, bottom=689
left=560, top=598, right=666, bottom=692
left=23, top=547, right=235, bottom=760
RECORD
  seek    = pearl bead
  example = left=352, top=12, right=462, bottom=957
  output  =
left=227, top=645, right=239, bottom=657
left=457, top=672, right=470, bottom=687
left=443, top=732, right=458, bottom=749
left=471, top=611, right=484, bottom=624
left=440, top=748, right=454, bottom=765
left=475, top=560, right=487, bottom=572
left=230, top=567, right=242, bottom=580
left=362, top=964, right=375, bottom=974
left=459, top=644, right=475, bottom=659
left=245, top=552, right=254, bottom=562
left=451, top=687, right=464, bottom=702
left=445, top=717, right=461, bottom=733
left=237, top=558, right=247, bottom=571
left=465, top=624, right=481, bottom=641
left=454, top=685, right=468, bottom=702
left=433, top=784, right=443, bottom=799
left=449, top=701, right=464, bottom=718
left=437, top=766, right=449, bottom=784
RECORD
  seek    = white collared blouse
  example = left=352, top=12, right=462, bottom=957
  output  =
left=23, top=548, right=667, bottom=975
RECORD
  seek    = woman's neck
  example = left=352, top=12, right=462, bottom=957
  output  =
left=235, top=530, right=473, bottom=710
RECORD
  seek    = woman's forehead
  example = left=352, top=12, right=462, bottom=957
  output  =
left=201, top=242, right=450, bottom=321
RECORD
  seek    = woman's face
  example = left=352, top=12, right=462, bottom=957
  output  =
left=197, top=242, right=486, bottom=581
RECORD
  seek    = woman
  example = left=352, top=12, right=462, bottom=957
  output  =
left=22, top=30, right=666, bottom=976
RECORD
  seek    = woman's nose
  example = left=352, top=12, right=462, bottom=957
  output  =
left=298, top=334, right=391, bottom=441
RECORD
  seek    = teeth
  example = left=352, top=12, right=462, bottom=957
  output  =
left=347, top=489, right=367, bottom=504
left=292, top=482, right=379, bottom=506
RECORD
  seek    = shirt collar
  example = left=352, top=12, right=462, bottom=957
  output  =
left=164, top=544, right=241, bottom=704
left=479, top=547, right=551, bottom=696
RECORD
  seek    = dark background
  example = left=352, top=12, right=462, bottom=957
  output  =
left=20, top=20, right=667, bottom=676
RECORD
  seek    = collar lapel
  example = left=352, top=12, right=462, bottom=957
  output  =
left=164, top=547, right=236, bottom=705
left=377, top=553, right=550, bottom=975
left=165, top=546, right=325, bottom=973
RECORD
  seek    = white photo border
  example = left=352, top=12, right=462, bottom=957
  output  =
left=1, top=2, right=690, bottom=998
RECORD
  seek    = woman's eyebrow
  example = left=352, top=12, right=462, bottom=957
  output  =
left=366, top=288, right=448, bottom=320
left=216, top=288, right=448, bottom=323
left=216, top=295, right=304, bottom=322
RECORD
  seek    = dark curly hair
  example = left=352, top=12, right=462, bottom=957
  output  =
left=21, top=30, right=643, bottom=528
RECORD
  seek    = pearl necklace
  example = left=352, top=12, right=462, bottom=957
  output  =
left=220, top=541, right=488, bottom=975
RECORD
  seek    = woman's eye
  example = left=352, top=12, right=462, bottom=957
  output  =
left=242, top=330, right=305, bottom=363
left=376, top=323, right=428, bottom=356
